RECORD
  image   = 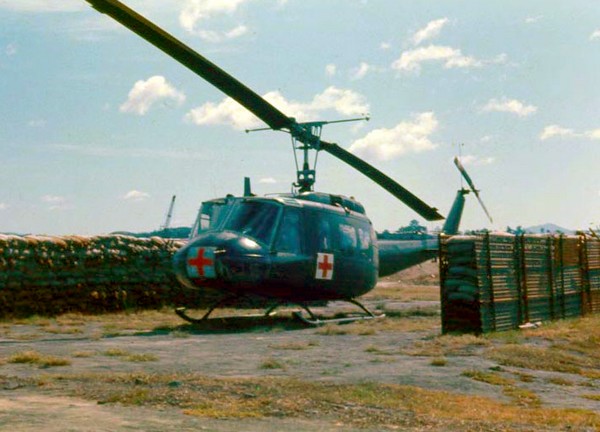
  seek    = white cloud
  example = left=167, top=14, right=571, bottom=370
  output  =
left=459, top=154, right=495, bottom=166
left=590, top=29, right=600, bottom=41
left=348, top=112, right=438, bottom=161
left=539, top=125, right=576, bottom=140
left=412, top=18, right=449, bottom=45
left=0, top=203, right=8, bottom=211
left=380, top=42, right=392, bottom=50
left=539, top=125, right=600, bottom=141
left=28, top=119, right=47, bottom=128
left=392, top=44, right=481, bottom=73
left=525, top=15, right=543, bottom=24
left=41, top=195, right=69, bottom=210
left=41, top=195, right=66, bottom=204
left=0, top=0, right=84, bottom=12
left=350, top=62, right=371, bottom=80
left=179, top=0, right=249, bottom=33
left=122, top=190, right=151, bottom=201
left=258, top=177, right=277, bottom=184
left=196, top=25, right=249, bottom=43
left=120, top=76, right=186, bottom=116
left=5, top=43, right=17, bottom=56
left=325, top=63, right=337, bottom=77
left=482, top=98, right=537, bottom=117
left=186, top=86, right=369, bottom=130
left=585, top=128, right=600, bottom=140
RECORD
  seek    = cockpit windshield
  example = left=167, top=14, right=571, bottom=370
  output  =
left=223, top=200, right=281, bottom=245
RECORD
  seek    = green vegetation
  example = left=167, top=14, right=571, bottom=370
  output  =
left=7, top=350, right=71, bottom=367
left=259, top=358, right=286, bottom=370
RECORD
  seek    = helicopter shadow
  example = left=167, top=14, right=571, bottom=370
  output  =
left=145, top=315, right=310, bottom=336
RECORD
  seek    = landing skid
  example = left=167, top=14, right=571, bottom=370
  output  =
left=292, top=299, right=385, bottom=326
left=175, top=297, right=384, bottom=326
left=175, top=294, right=278, bottom=324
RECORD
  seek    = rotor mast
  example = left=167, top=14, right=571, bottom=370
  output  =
left=249, top=116, right=369, bottom=193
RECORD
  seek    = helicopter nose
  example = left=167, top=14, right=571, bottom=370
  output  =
left=172, top=231, right=269, bottom=288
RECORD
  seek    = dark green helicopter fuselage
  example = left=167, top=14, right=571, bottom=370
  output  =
left=173, top=193, right=378, bottom=302
left=173, top=190, right=466, bottom=303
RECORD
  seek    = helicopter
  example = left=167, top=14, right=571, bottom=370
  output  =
left=84, top=0, right=492, bottom=324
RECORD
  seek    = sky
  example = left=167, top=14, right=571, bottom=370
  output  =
left=0, top=0, right=599, bottom=236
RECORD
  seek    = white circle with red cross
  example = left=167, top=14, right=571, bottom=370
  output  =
left=315, top=253, right=334, bottom=280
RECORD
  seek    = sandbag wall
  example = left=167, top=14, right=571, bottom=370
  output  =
left=0, top=235, right=208, bottom=318
left=439, top=233, right=600, bottom=334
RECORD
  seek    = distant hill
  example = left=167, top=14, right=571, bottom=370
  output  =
left=523, top=223, right=575, bottom=235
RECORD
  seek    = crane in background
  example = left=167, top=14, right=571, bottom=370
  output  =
left=160, top=195, right=176, bottom=232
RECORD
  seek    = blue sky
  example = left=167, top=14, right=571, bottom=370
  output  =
left=0, top=0, right=599, bottom=235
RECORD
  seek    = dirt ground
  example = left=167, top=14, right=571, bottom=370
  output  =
left=1, top=261, right=599, bottom=431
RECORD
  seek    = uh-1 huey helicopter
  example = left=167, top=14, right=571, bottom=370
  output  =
left=85, top=0, right=492, bottom=324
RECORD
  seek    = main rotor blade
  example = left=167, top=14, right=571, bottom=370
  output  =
left=321, top=141, right=444, bottom=221
left=85, top=0, right=443, bottom=221
left=453, top=157, right=493, bottom=223
left=85, top=0, right=292, bottom=131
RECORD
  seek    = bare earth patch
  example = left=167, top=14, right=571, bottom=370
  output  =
left=0, top=261, right=599, bottom=431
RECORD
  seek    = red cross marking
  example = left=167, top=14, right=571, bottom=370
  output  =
left=318, top=254, right=333, bottom=278
left=188, top=248, right=214, bottom=277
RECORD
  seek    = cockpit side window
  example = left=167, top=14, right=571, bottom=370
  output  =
left=338, top=223, right=358, bottom=256
left=317, top=218, right=332, bottom=252
left=275, top=208, right=302, bottom=254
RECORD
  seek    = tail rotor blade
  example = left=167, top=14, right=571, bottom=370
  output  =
left=453, top=157, right=493, bottom=223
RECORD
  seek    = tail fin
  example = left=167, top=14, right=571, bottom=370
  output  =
left=442, top=189, right=468, bottom=235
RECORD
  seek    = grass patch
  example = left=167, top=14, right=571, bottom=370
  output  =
left=102, top=349, right=157, bottom=362
left=521, top=315, right=600, bottom=341
left=502, top=386, right=541, bottom=408
left=316, top=315, right=439, bottom=336
left=366, top=282, right=439, bottom=302
left=45, top=372, right=600, bottom=430
left=512, top=372, right=535, bottom=383
left=486, top=344, right=594, bottom=376
left=103, top=348, right=130, bottom=357
left=268, top=341, right=316, bottom=350
left=72, top=351, right=95, bottom=358
left=462, top=370, right=514, bottom=386
left=404, top=334, right=490, bottom=357
left=126, top=354, right=158, bottom=362
left=583, top=394, right=600, bottom=401
left=547, top=376, right=576, bottom=386
left=430, top=357, right=447, bottom=367
left=364, top=345, right=397, bottom=356
left=485, top=330, right=525, bottom=344
left=260, top=358, right=285, bottom=370
left=43, top=326, right=83, bottom=335
left=7, top=350, right=71, bottom=367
